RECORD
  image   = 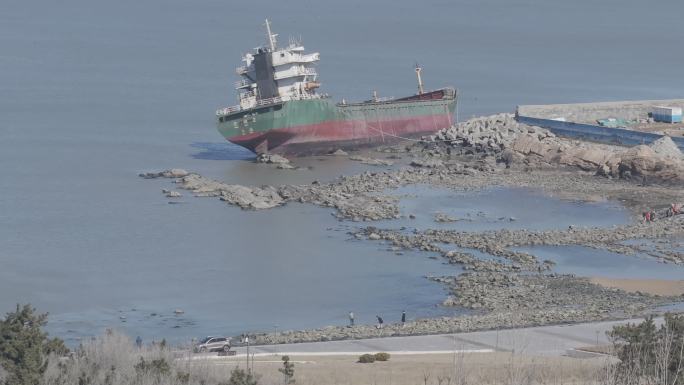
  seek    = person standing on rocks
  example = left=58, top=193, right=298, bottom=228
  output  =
left=136, top=336, right=142, bottom=348
left=401, top=310, right=406, bottom=325
left=349, top=311, right=354, bottom=327
left=376, top=315, right=384, bottom=329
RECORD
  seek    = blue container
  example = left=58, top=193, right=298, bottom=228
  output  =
left=653, top=106, right=682, bottom=123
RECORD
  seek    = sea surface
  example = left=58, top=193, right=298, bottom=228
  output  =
left=1, top=0, right=683, bottom=344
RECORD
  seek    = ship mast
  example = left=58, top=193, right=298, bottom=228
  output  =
left=415, top=64, right=424, bottom=95
left=265, top=19, right=277, bottom=51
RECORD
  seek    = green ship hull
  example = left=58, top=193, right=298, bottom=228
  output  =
left=217, top=88, right=456, bottom=155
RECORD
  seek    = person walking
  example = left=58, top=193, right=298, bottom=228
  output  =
left=376, top=315, right=384, bottom=329
left=401, top=310, right=406, bottom=324
left=349, top=311, right=355, bottom=327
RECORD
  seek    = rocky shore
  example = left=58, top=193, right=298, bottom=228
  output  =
left=141, top=113, right=684, bottom=345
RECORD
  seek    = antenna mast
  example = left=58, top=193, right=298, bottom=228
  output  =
left=265, top=19, right=276, bottom=51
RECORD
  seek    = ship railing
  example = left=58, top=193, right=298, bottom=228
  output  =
left=273, top=66, right=317, bottom=80
left=234, top=79, right=251, bottom=88
left=216, top=105, right=242, bottom=116
left=273, top=52, right=320, bottom=66
left=216, top=93, right=327, bottom=116
left=375, top=96, right=395, bottom=102
left=239, top=90, right=255, bottom=100
left=255, top=96, right=285, bottom=107
left=295, top=52, right=320, bottom=63
left=235, top=65, right=249, bottom=75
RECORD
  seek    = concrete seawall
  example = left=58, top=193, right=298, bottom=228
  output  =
left=516, top=99, right=684, bottom=151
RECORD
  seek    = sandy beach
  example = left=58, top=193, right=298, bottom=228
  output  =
left=591, top=277, right=684, bottom=296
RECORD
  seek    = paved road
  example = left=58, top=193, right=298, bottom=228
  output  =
left=221, top=318, right=657, bottom=358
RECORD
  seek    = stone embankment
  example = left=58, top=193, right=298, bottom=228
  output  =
left=417, top=113, right=684, bottom=183
left=245, top=292, right=659, bottom=345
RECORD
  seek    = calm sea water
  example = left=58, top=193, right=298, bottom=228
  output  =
left=2, top=0, right=683, bottom=344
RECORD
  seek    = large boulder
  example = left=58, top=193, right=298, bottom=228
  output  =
left=256, top=153, right=290, bottom=165
left=618, top=145, right=658, bottom=177
left=510, top=134, right=559, bottom=159
left=560, top=147, right=614, bottom=171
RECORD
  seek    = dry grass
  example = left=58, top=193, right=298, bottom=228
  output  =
left=203, top=352, right=608, bottom=385
left=41, top=331, right=610, bottom=385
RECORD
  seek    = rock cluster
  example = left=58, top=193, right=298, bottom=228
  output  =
left=176, top=173, right=285, bottom=210
left=138, top=169, right=189, bottom=179
left=649, top=136, right=682, bottom=159
left=256, top=153, right=290, bottom=165
left=365, top=214, right=684, bottom=266
left=451, top=272, right=656, bottom=313
left=512, top=135, right=684, bottom=182
left=163, top=190, right=182, bottom=198
left=413, top=114, right=684, bottom=183
left=329, top=149, right=349, bottom=156
left=434, top=212, right=458, bottom=223
left=422, top=113, right=553, bottom=156
left=349, top=155, right=394, bottom=166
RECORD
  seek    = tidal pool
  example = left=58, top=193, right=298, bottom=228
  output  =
left=375, top=185, right=630, bottom=232
left=513, top=245, right=684, bottom=280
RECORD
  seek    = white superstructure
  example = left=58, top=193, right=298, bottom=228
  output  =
left=233, top=19, right=322, bottom=111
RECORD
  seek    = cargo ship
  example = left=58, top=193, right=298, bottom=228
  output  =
left=216, top=20, right=457, bottom=155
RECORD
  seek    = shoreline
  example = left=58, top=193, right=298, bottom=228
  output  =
left=142, top=113, right=684, bottom=346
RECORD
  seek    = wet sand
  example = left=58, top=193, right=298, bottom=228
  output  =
left=591, top=277, right=684, bottom=296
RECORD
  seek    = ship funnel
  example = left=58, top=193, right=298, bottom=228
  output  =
left=415, top=64, right=424, bottom=95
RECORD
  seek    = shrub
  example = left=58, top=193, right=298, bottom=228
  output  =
left=278, top=355, right=295, bottom=384
left=609, top=313, right=684, bottom=384
left=374, top=352, right=391, bottom=361
left=0, top=304, right=68, bottom=385
left=221, top=367, right=259, bottom=385
left=134, top=357, right=171, bottom=378
left=358, top=354, right=376, bottom=363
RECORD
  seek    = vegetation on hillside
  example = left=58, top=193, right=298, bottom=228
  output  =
left=1, top=304, right=683, bottom=385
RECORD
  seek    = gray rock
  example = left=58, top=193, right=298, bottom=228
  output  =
left=256, top=153, right=290, bottom=165
left=330, top=149, right=349, bottom=156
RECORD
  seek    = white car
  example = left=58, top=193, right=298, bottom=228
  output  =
left=195, top=336, right=230, bottom=353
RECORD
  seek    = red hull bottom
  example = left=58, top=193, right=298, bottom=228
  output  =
left=228, top=113, right=452, bottom=155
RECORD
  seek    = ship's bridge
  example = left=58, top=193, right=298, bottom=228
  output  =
left=225, top=20, right=323, bottom=113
